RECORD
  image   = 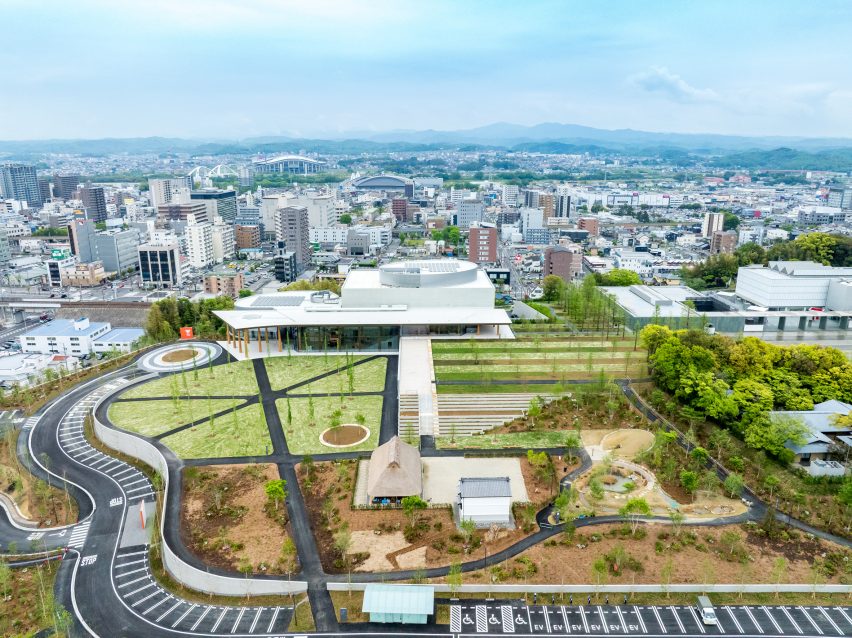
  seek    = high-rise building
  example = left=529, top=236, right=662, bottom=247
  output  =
left=94, top=229, right=140, bottom=273
left=204, top=271, right=244, bottom=298
left=53, top=174, right=81, bottom=200
left=501, top=184, right=519, bottom=206
left=391, top=197, right=409, bottom=222
left=294, top=193, right=337, bottom=227
left=0, top=163, right=42, bottom=206
left=80, top=186, right=108, bottom=223
left=67, top=219, right=98, bottom=262
left=191, top=189, right=238, bottom=223
left=211, top=216, right=235, bottom=263
left=577, top=217, right=600, bottom=237
left=185, top=219, right=214, bottom=268
left=544, top=245, right=583, bottom=282
left=138, top=242, right=182, bottom=288
left=38, top=177, right=52, bottom=203
left=0, top=227, right=10, bottom=265
left=539, top=193, right=555, bottom=221
left=702, top=212, right=725, bottom=238
left=468, top=222, right=498, bottom=265
left=157, top=201, right=209, bottom=224
left=710, top=230, right=737, bottom=255
left=235, top=224, right=261, bottom=250
left=555, top=193, right=572, bottom=218
left=457, top=198, right=484, bottom=229
left=149, top=177, right=192, bottom=207
left=274, top=206, right=310, bottom=273
left=273, top=241, right=298, bottom=283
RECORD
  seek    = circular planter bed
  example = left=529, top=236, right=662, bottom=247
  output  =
left=319, top=424, right=370, bottom=448
left=161, top=348, right=200, bottom=363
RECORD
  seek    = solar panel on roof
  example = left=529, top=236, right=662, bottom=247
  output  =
left=252, top=296, right=304, bottom=307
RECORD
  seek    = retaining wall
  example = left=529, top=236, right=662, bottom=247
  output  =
left=92, top=390, right=307, bottom=596
left=329, top=582, right=852, bottom=594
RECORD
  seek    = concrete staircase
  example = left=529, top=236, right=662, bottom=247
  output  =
left=435, top=393, right=557, bottom=437
left=398, top=393, right=420, bottom=439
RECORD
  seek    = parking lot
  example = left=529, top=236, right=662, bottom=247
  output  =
left=449, top=602, right=852, bottom=636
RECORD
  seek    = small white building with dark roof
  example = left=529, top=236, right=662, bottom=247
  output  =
left=458, top=476, right=513, bottom=528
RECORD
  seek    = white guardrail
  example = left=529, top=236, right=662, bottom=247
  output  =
left=329, top=582, right=852, bottom=594
left=92, top=387, right=307, bottom=596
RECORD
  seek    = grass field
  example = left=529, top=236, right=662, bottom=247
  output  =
left=294, top=357, right=387, bottom=395
left=276, top=394, right=384, bottom=454
left=159, top=403, right=272, bottom=458
left=264, top=355, right=367, bottom=390
left=108, top=398, right=246, bottom=437
left=122, top=360, right=258, bottom=398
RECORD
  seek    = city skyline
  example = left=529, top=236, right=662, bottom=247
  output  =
left=2, top=0, right=852, bottom=140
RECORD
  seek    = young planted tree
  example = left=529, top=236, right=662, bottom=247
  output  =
left=771, top=557, right=788, bottom=599
left=564, top=430, right=582, bottom=465
left=401, top=495, right=427, bottom=529
left=459, top=518, right=476, bottom=551
left=680, top=470, right=698, bottom=501
left=724, top=473, right=745, bottom=499
left=264, top=479, right=288, bottom=512
left=619, top=497, right=651, bottom=536
left=447, top=561, right=463, bottom=595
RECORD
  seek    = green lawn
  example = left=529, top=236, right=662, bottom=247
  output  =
left=295, top=357, right=387, bottom=395
left=159, top=404, right=272, bottom=458
left=122, top=361, right=259, bottom=398
left=108, top=398, right=246, bottom=437
left=264, top=355, right=367, bottom=390
left=276, top=394, right=384, bottom=454
left=435, top=430, right=569, bottom=449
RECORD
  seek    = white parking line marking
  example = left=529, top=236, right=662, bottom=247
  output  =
left=191, top=606, right=212, bottom=631
left=652, top=606, right=667, bottom=634
left=725, top=607, right=744, bottom=634
left=230, top=607, right=246, bottom=634
left=561, top=606, right=571, bottom=634
left=780, top=606, right=803, bottom=634
left=614, top=606, right=628, bottom=633
left=501, top=605, right=515, bottom=633
left=669, top=607, right=686, bottom=634
left=156, top=601, right=182, bottom=623
left=115, top=559, right=147, bottom=568
left=112, top=467, right=135, bottom=478
left=125, top=485, right=151, bottom=494
left=266, top=607, right=280, bottom=634
left=122, top=477, right=148, bottom=487
left=580, top=606, right=590, bottom=634
left=144, top=595, right=171, bottom=615
left=743, top=606, right=765, bottom=634
left=543, top=606, right=551, bottom=633
left=116, top=549, right=148, bottom=558
left=117, top=575, right=148, bottom=588
left=211, top=608, right=228, bottom=632
left=124, top=582, right=155, bottom=597
left=818, top=607, right=842, bottom=635
left=248, top=607, right=263, bottom=633
left=115, top=567, right=147, bottom=578
left=450, top=606, right=461, bottom=633
left=834, top=607, right=852, bottom=628
left=131, top=590, right=161, bottom=607
left=172, top=603, right=196, bottom=628
left=688, top=606, right=706, bottom=633
left=762, top=606, right=783, bottom=634
left=634, top=606, right=647, bottom=634
left=598, top=607, right=609, bottom=634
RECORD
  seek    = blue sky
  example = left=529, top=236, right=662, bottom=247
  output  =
left=1, top=0, right=851, bottom=140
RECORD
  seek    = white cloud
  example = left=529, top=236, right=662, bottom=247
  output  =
left=630, top=66, right=719, bottom=104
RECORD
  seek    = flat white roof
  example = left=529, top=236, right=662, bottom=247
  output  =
left=214, top=306, right=510, bottom=330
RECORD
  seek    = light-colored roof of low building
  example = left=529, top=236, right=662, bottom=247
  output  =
left=367, top=436, right=422, bottom=498
left=459, top=477, right=511, bottom=498
left=362, top=584, right=434, bottom=616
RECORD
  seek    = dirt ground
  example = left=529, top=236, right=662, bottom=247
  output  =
left=180, top=464, right=295, bottom=575
left=298, top=455, right=556, bottom=573
left=162, top=348, right=199, bottom=363
left=0, top=431, right=77, bottom=527
left=457, top=522, right=851, bottom=586
left=601, top=429, right=655, bottom=459
left=321, top=425, right=368, bottom=446
left=490, top=395, right=648, bottom=436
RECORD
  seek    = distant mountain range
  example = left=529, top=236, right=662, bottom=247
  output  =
left=1, top=122, right=852, bottom=168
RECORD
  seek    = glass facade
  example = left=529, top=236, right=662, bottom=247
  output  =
left=297, top=325, right=399, bottom=352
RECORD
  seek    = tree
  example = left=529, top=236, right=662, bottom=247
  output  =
left=591, top=557, right=608, bottom=597
left=447, top=561, right=462, bottom=595
left=689, top=446, right=710, bottom=468
left=720, top=530, right=741, bottom=556
left=339, top=213, right=352, bottom=225
left=763, top=474, right=780, bottom=500
left=564, top=430, right=582, bottom=465
left=542, top=275, right=563, bottom=301
left=597, top=268, right=642, bottom=287
left=724, top=473, right=744, bottom=498
left=238, top=289, right=253, bottom=298
left=526, top=397, right=542, bottom=429
left=619, top=497, right=651, bottom=535
left=708, top=429, right=733, bottom=460
left=0, top=559, right=10, bottom=601
left=669, top=510, right=685, bottom=537
left=771, top=557, right=788, bottom=598
left=334, top=523, right=352, bottom=567
left=660, top=556, right=674, bottom=598
left=401, top=495, right=427, bottom=528
left=680, top=470, right=698, bottom=499
left=279, top=537, right=298, bottom=577
left=460, top=518, right=476, bottom=550
left=265, top=479, right=288, bottom=510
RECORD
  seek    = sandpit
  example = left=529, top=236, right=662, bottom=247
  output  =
left=320, top=424, right=370, bottom=448
left=601, top=429, right=654, bottom=459
left=162, top=348, right=201, bottom=363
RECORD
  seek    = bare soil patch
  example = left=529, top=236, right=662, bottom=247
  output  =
left=491, top=395, right=647, bottom=436
left=601, top=429, right=655, bottom=459
left=180, top=464, right=296, bottom=575
left=321, top=425, right=368, bottom=447
left=162, top=348, right=199, bottom=363
left=297, top=456, right=554, bottom=573
left=459, top=522, right=851, bottom=586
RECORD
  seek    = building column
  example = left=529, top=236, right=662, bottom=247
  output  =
left=840, top=316, right=849, bottom=331
left=777, top=317, right=786, bottom=331
left=798, top=316, right=808, bottom=331
left=264, top=327, right=269, bottom=354
left=278, top=329, right=283, bottom=352
left=476, top=324, right=481, bottom=335
left=244, top=329, right=249, bottom=356
left=237, top=329, right=243, bottom=354
left=818, top=316, right=828, bottom=330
